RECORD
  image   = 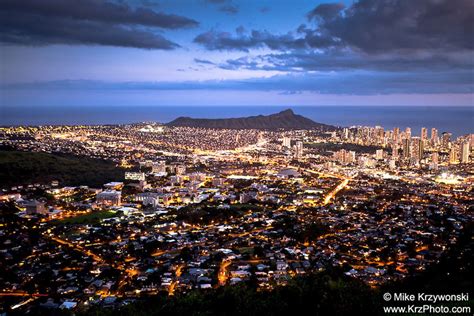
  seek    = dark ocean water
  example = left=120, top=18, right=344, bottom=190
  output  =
left=1, top=105, right=472, bottom=136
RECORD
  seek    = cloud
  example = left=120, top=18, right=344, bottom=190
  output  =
left=0, top=14, right=179, bottom=49
left=193, top=29, right=306, bottom=51
left=312, top=0, right=473, bottom=53
left=219, top=4, right=239, bottom=15
left=205, top=0, right=239, bottom=15
left=2, top=0, right=198, bottom=29
left=194, top=58, right=216, bottom=65
left=193, top=0, right=473, bottom=88
left=4, top=70, right=472, bottom=95
left=307, top=3, right=345, bottom=21
left=194, top=0, right=473, bottom=53
left=0, top=0, right=198, bottom=49
left=236, top=26, right=246, bottom=34
left=218, top=50, right=474, bottom=72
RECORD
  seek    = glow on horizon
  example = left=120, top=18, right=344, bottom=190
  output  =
left=2, top=89, right=472, bottom=107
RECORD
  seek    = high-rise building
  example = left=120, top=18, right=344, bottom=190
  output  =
left=376, top=149, right=384, bottom=160
left=375, top=126, right=384, bottom=145
left=431, top=128, right=438, bottom=145
left=393, top=127, right=400, bottom=144
left=343, top=128, right=350, bottom=139
left=461, top=142, right=470, bottom=163
left=347, top=150, right=356, bottom=164
left=295, top=141, right=304, bottom=158
left=383, top=130, right=390, bottom=146
left=389, top=159, right=397, bottom=170
left=402, top=138, right=411, bottom=159
left=442, top=132, right=451, bottom=149
left=430, top=152, right=439, bottom=170
left=405, top=127, right=412, bottom=139
left=334, top=149, right=355, bottom=164
left=449, top=146, right=458, bottom=164
left=411, top=137, right=423, bottom=162
left=421, top=127, right=428, bottom=141
left=392, top=144, right=399, bottom=159
left=282, top=137, right=291, bottom=148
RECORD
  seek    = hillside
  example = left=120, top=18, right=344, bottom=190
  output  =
left=166, top=109, right=337, bottom=130
left=0, top=150, right=123, bottom=189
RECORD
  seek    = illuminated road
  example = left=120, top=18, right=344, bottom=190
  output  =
left=168, top=264, right=185, bottom=296
left=315, top=228, right=358, bottom=241
left=217, top=259, right=232, bottom=286
left=47, top=234, right=137, bottom=296
left=289, top=165, right=346, bottom=180
left=11, top=297, right=38, bottom=310
left=288, top=165, right=350, bottom=206
left=0, top=293, right=47, bottom=297
left=228, top=227, right=267, bottom=238
left=48, top=235, right=105, bottom=263
left=322, top=178, right=350, bottom=206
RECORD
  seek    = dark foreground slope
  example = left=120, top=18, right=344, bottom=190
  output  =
left=73, top=223, right=472, bottom=316
left=2, top=207, right=471, bottom=316
left=166, top=109, right=337, bottom=131
left=0, top=150, right=123, bottom=188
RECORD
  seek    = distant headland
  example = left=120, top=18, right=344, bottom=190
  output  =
left=166, top=109, right=337, bottom=131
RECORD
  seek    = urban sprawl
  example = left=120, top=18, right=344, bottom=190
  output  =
left=0, top=123, right=472, bottom=312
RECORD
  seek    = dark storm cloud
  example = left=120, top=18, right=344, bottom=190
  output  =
left=313, top=0, right=473, bottom=52
left=0, top=13, right=179, bottom=49
left=194, top=0, right=473, bottom=84
left=0, top=0, right=198, bottom=49
left=194, top=0, right=473, bottom=52
left=1, top=0, right=198, bottom=29
left=193, top=30, right=306, bottom=52
left=307, top=3, right=344, bottom=21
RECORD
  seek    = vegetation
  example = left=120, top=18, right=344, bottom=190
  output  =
left=381, top=221, right=474, bottom=294
left=174, top=203, right=264, bottom=225
left=0, top=150, right=124, bottom=188
left=54, top=210, right=118, bottom=225
left=81, top=271, right=378, bottom=316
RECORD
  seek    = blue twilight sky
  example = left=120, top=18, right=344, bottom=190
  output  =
left=0, top=0, right=473, bottom=106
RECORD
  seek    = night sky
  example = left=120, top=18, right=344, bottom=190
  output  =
left=1, top=0, right=473, bottom=106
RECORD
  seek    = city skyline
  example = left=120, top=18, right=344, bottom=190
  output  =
left=1, top=0, right=473, bottom=106
left=0, top=109, right=472, bottom=314
left=0, top=1, right=472, bottom=315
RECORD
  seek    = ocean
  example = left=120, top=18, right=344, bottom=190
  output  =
left=0, top=105, right=472, bottom=137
